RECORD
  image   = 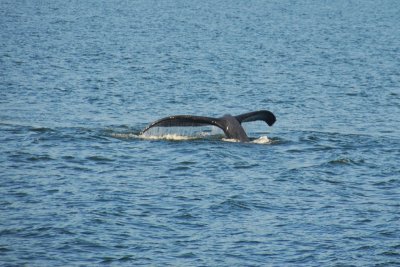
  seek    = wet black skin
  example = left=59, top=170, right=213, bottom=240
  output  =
left=217, top=114, right=250, bottom=142
left=141, top=110, right=276, bottom=142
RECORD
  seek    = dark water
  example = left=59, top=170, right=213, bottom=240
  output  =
left=1, top=1, right=400, bottom=266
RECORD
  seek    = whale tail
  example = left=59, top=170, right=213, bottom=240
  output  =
left=141, top=110, right=276, bottom=141
left=140, top=115, right=222, bottom=134
left=235, top=110, right=276, bottom=126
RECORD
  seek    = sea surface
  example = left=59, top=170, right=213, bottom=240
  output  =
left=1, top=1, right=400, bottom=266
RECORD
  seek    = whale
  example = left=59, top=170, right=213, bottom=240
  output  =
left=141, top=110, right=276, bottom=142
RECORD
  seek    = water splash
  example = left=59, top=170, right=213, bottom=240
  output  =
left=139, top=133, right=198, bottom=141
left=109, top=126, right=272, bottom=144
left=109, top=132, right=139, bottom=139
left=139, top=126, right=223, bottom=141
left=221, top=138, right=240, bottom=143
left=251, top=136, right=271, bottom=144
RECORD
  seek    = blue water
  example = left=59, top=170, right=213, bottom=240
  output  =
left=1, top=1, right=400, bottom=266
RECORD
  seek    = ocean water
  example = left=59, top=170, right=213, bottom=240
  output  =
left=1, top=0, right=400, bottom=266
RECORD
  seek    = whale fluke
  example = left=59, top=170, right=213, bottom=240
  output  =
left=235, top=110, right=276, bottom=126
left=141, top=110, right=276, bottom=142
left=141, top=115, right=221, bottom=131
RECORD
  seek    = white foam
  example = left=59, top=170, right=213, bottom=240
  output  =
left=222, top=138, right=240, bottom=143
left=139, top=133, right=198, bottom=141
left=223, top=136, right=271, bottom=144
left=110, top=131, right=272, bottom=144
left=251, top=136, right=271, bottom=144
left=110, top=133, right=139, bottom=139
